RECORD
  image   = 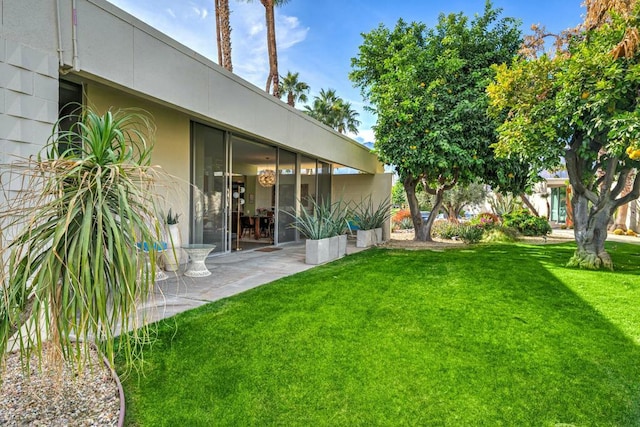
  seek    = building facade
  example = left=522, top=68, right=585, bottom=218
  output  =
left=0, top=0, right=391, bottom=254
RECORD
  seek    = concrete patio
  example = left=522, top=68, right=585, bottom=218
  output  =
left=138, top=240, right=368, bottom=324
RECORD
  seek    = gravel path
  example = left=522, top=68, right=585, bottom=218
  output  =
left=0, top=349, right=120, bottom=426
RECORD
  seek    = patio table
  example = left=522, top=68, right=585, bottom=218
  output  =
left=182, top=244, right=216, bottom=277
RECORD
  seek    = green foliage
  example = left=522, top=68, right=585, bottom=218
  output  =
left=425, top=181, right=488, bottom=220
left=457, top=224, right=484, bottom=244
left=120, top=243, right=640, bottom=425
left=398, top=217, right=414, bottom=230
left=350, top=3, right=521, bottom=239
left=350, top=195, right=391, bottom=230
left=487, top=4, right=640, bottom=267
left=350, top=4, right=521, bottom=183
left=502, top=209, right=551, bottom=236
left=166, top=208, right=180, bottom=225
left=391, top=180, right=407, bottom=206
left=482, top=226, right=520, bottom=243
left=0, top=107, right=164, bottom=373
left=283, top=198, right=347, bottom=240
left=303, top=88, right=361, bottom=134
left=490, top=193, right=522, bottom=216
left=431, top=220, right=462, bottom=239
left=279, top=70, right=310, bottom=107
left=431, top=221, right=484, bottom=244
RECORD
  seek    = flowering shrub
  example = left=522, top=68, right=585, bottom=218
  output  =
left=392, top=209, right=412, bottom=223
left=501, top=209, right=551, bottom=236
left=470, top=212, right=500, bottom=230
left=392, top=209, right=413, bottom=231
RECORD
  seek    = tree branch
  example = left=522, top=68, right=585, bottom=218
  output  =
left=614, top=170, right=640, bottom=209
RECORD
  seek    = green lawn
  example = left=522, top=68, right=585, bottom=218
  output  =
left=119, top=242, right=640, bottom=426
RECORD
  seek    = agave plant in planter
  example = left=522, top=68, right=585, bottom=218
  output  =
left=283, top=197, right=348, bottom=265
left=351, top=195, right=391, bottom=248
left=162, top=208, right=182, bottom=271
left=0, top=107, right=167, bottom=375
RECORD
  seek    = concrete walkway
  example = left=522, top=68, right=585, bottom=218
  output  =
left=138, top=240, right=367, bottom=324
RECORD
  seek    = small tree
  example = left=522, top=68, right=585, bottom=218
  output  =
left=439, top=182, right=488, bottom=223
left=1, top=108, right=166, bottom=373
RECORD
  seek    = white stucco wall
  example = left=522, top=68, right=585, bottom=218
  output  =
left=333, top=173, right=394, bottom=240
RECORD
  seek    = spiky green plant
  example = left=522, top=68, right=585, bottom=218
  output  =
left=282, top=197, right=347, bottom=240
left=0, top=107, right=166, bottom=374
left=350, top=195, right=391, bottom=230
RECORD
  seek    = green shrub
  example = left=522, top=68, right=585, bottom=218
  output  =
left=482, top=226, right=520, bottom=243
left=458, top=224, right=484, bottom=244
left=431, top=221, right=484, bottom=244
left=398, top=217, right=414, bottom=230
left=502, top=209, right=552, bottom=236
left=432, top=220, right=461, bottom=240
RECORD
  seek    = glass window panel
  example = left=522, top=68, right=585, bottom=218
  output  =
left=278, top=149, right=297, bottom=243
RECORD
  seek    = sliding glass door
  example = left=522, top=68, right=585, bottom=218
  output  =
left=191, top=123, right=227, bottom=253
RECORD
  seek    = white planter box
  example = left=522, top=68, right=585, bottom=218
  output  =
left=356, top=228, right=378, bottom=248
left=306, top=237, right=333, bottom=265
left=374, top=227, right=383, bottom=244
left=306, top=235, right=346, bottom=265
left=337, top=234, right=347, bottom=258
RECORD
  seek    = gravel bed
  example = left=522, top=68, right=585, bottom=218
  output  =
left=0, top=348, right=120, bottom=426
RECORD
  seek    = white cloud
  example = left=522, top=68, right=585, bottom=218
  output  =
left=349, top=128, right=376, bottom=145
left=230, top=2, right=309, bottom=89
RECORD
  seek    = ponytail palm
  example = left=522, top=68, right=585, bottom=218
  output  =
left=1, top=108, right=165, bottom=373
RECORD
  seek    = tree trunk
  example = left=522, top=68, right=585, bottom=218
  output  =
left=287, top=92, right=295, bottom=106
left=520, top=193, right=540, bottom=216
left=611, top=170, right=635, bottom=230
left=220, top=0, right=233, bottom=71
left=404, top=177, right=431, bottom=241
left=262, top=0, right=280, bottom=97
left=566, top=192, right=614, bottom=270
left=444, top=203, right=460, bottom=223
left=215, top=0, right=233, bottom=71
left=215, top=0, right=222, bottom=66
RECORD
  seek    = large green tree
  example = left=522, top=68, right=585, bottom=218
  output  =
left=350, top=1, right=521, bottom=241
left=488, top=0, right=640, bottom=269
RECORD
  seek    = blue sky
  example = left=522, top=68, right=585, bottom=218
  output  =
left=105, top=0, right=585, bottom=144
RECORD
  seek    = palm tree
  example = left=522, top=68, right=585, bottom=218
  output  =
left=243, top=0, right=291, bottom=97
left=215, top=0, right=233, bottom=71
left=304, top=88, right=339, bottom=124
left=304, top=88, right=361, bottom=134
left=279, top=71, right=309, bottom=107
left=333, top=99, right=361, bottom=134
